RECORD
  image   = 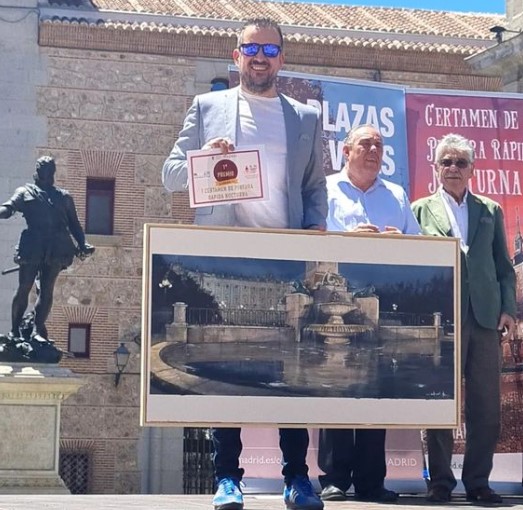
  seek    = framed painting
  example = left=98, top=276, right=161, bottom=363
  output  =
left=141, top=225, right=460, bottom=428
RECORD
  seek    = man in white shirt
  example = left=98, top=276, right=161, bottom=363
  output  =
left=318, top=125, right=419, bottom=503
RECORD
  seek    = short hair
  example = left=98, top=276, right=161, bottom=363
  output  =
left=435, top=133, right=475, bottom=164
left=237, top=18, right=284, bottom=48
left=35, top=155, right=56, bottom=178
left=343, top=124, right=381, bottom=148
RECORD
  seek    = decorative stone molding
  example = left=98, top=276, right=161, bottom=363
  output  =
left=0, top=363, right=85, bottom=494
left=62, top=306, right=98, bottom=324
left=0, top=391, right=66, bottom=402
left=0, top=476, right=68, bottom=490
left=60, top=438, right=95, bottom=450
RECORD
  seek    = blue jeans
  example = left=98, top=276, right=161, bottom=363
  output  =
left=212, top=427, right=310, bottom=484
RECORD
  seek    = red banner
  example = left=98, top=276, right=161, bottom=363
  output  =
left=407, top=91, right=523, bottom=465
left=406, top=91, right=523, bottom=249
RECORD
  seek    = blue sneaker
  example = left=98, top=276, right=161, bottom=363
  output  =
left=283, top=475, right=324, bottom=510
left=212, top=477, right=244, bottom=510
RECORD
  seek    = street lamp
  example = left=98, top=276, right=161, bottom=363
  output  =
left=113, top=342, right=130, bottom=387
left=489, top=25, right=521, bottom=44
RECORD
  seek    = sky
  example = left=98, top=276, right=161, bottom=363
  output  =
left=281, top=0, right=505, bottom=14
left=157, top=254, right=450, bottom=287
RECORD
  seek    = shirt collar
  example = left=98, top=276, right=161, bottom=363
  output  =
left=439, top=185, right=468, bottom=207
left=340, top=171, right=384, bottom=193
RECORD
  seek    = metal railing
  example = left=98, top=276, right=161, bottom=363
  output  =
left=183, top=427, right=214, bottom=494
left=379, top=311, right=435, bottom=326
left=187, top=307, right=286, bottom=327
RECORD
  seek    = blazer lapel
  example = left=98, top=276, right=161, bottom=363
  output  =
left=427, top=195, right=452, bottom=236
left=224, top=87, right=240, bottom=145
left=280, top=94, right=299, bottom=180
left=466, top=192, right=481, bottom=246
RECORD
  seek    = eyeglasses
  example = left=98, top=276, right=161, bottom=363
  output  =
left=439, top=158, right=470, bottom=169
left=239, top=43, right=282, bottom=58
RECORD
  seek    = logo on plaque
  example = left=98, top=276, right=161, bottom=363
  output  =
left=214, top=159, right=239, bottom=185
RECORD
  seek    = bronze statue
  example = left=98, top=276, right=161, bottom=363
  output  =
left=0, top=156, right=94, bottom=362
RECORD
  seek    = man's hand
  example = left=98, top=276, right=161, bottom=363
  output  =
left=77, top=243, right=95, bottom=260
left=0, top=205, right=13, bottom=220
left=351, top=223, right=380, bottom=233
left=498, top=312, right=516, bottom=342
left=382, top=226, right=402, bottom=234
left=202, top=138, right=235, bottom=154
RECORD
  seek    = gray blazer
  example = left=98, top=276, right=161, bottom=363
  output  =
left=162, top=86, right=327, bottom=229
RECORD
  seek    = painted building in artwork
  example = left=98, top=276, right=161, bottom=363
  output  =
left=1, top=0, right=521, bottom=495
left=186, top=270, right=290, bottom=310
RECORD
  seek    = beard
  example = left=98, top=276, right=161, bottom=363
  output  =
left=240, top=69, right=277, bottom=95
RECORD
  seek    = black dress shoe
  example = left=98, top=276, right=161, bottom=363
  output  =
left=355, top=487, right=399, bottom=503
left=426, top=486, right=452, bottom=503
left=466, top=487, right=503, bottom=504
left=320, top=484, right=347, bottom=501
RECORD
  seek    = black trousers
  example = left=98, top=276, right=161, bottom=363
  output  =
left=318, top=428, right=387, bottom=494
left=212, top=427, right=310, bottom=484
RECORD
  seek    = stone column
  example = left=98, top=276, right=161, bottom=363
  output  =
left=172, top=302, right=187, bottom=325
left=355, top=296, right=380, bottom=326
left=432, top=312, right=442, bottom=366
left=0, top=363, right=85, bottom=494
left=165, top=302, right=188, bottom=343
left=139, top=427, right=184, bottom=494
left=285, top=293, right=311, bottom=342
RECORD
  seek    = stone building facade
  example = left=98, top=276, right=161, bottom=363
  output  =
left=467, top=1, right=523, bottom=91
left=0, top=0, right=518, bottom=495
left=186, top=270, right=290, bottom=310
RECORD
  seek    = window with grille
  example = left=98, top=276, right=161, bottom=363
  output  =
left=86, top=178, right=115, bottom=235
left=59, top=451, right=90, bottom=494
left=68, top=324, right=90, bottom=358
left=183, top=427, right=214, bottom=494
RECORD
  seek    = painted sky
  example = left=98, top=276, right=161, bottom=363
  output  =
left=278, top=0, right=505, bottom=14
left=157, top=254, right=451, bottom=288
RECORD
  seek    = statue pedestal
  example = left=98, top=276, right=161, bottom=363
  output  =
left=0, top=363, right=85, bottom=494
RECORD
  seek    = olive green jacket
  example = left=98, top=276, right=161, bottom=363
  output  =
left=412, top=191, right=516, bottom=330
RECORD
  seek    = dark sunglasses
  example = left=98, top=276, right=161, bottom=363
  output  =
left=239, top=43, right=282, bottom=58
left=439, top=158, right=470, bottom=169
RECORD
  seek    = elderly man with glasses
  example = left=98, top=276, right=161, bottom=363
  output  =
left=162, top=17, right=326, bottom=510
left=412, top=133, right=516, bottom=505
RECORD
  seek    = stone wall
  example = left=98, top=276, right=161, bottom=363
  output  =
left=36, top=46, right=196, bottom=493
left=187, top=325, right=294, bottom=344
left=507, top=0, right=523, bottom=30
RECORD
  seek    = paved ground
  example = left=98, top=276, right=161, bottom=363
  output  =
left=0, top=495, right=523, bottom=510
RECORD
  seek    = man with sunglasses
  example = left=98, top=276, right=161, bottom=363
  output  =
left=412, top=133, right=516, bottom=504
left=162, top=17, right=326, bottom=510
